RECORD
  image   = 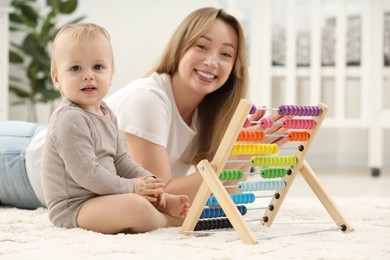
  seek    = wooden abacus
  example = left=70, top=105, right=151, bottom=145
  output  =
left=179, top=99, right=354, bottom=245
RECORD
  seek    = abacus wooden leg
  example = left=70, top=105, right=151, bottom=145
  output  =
left=299, top=160, right=354, bottom=232
left=197, top=159, right=258, bottom=244
left=179, top=178, right=214, bottom=236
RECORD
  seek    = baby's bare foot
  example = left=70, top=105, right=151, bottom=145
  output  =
left=157, top=193, right=190, bottom=218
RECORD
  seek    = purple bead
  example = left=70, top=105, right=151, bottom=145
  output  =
left=249, top=105, right=257, bottom=115
left=293, top=105, right=299, bottom=115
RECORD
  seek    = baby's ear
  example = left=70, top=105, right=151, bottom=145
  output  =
left=51, top=69, right=61, bottom=89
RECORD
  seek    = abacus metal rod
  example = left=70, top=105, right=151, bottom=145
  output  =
left=255, top=107, right=280, bottom=111
left=239, top=132, right=311, bottom=140
left=226, top=155, right=298, bottom=164
left=266, top=133, right=291, bottom=137
left=224, top=184, right=237, bottom=189
left=183, top=222, right=340, bottom=237
left=224, top=182, right=285, bottom=188
left=220, top=170, right=284, bottom=177
left=216, top=187, right=275, bottom=198
left=244, top=145, right=302, bottom=149
left=227, top=159, right=250, bottom=163
left=231, top=145, right=303, bottom=151
left=256, top=227, right=341, bottom=240
left=247, top=171, right=290, bottom=176
left=220, top=170, right=289, bottom=177
left=251, top=120, right=284, bottom=124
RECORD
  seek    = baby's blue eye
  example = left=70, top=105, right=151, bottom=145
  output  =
left=71, top=66, right=81, bottom=71
left=94, top=64, right=104, bottom=70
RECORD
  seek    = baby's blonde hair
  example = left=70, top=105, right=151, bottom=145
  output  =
left=50, top=23, right=115, bottom=75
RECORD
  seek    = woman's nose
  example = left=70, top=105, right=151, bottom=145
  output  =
left=203, top=53, right=218, bottom=68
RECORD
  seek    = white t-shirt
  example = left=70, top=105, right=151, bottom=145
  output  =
left=25, top=128, right=47, bottom=206
left=105, top=73, right=198, bottom=179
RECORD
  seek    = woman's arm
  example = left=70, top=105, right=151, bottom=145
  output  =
left=125, top=132, right=203, bottom=203
left=122, top=106, right=288, bottom=202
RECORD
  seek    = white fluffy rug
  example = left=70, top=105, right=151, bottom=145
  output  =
left=1, top=196, right=389, bottom=259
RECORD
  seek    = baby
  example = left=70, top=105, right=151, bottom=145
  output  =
left=41, top=23, right=189, bottom=234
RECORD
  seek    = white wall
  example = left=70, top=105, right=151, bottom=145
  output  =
left=65, top=0, right=224, bottom=96
left=3, top=0, right=389, bottom=169
left=6, top=0, right=223, bottom=122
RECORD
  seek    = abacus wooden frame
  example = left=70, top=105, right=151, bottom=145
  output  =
left=179, top=99, right=354, bottom=245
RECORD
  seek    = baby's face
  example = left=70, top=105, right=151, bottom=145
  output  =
left=52, top=34, right=114, bottom=114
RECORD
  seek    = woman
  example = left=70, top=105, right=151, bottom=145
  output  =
left=106, top=7, right=282, bottom=203
left=0, top=121, right=46, bottom=209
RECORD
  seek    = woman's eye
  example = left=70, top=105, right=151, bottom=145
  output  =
left=71, top=66, right=81, bottom=71
left=221, top=52, right=232, bottom=58
left=196, top=44, right=206, bottom=50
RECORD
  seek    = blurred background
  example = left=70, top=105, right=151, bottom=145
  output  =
left=0, top=0, right=389, bottom=176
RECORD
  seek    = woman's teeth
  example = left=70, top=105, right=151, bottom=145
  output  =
left=197, top=71, right=215, bottom=79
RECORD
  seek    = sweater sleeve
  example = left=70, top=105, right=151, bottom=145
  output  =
left=51, top=108, right=143, bottom=195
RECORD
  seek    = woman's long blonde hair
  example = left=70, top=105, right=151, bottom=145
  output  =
left=149, top=7, right=249, bottom=164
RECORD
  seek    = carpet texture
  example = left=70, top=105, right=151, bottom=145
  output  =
left=0, top=196, right=388, bottom=259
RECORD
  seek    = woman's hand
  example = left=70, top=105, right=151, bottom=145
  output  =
left=226, top=107, right=290, bottom=171
left=246, top=106, right=288, bottom=146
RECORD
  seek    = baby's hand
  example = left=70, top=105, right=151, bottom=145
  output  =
left=133, top=176, right=164, bottom=202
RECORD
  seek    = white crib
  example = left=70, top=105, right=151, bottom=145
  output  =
left=224, top=0, right=389, bottom=175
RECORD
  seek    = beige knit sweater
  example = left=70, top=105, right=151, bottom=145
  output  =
left=42, top=98, right=153, bottom=228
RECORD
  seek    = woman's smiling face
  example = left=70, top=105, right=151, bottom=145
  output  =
left=174, top=18, right=238, bottom=98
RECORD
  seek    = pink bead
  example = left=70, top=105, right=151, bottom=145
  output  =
left=243, top=118, right=251, bottom=128
left=259, top=118, right=274, bottom=129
